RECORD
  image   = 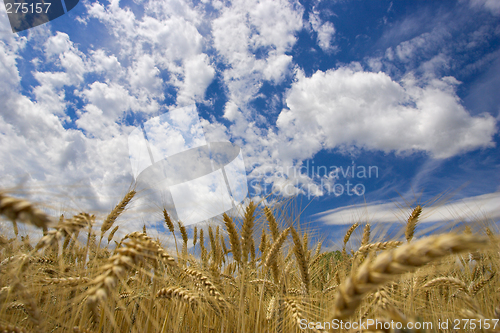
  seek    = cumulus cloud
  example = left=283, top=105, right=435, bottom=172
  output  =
left=86, top=0, right=208, bottom=107
left=309, top=10, right=337, bottom=52
left=177, top=54, right=215, bottom=105
left=1, top=0, right=498, bottom=237
left=212, top=0, right=303, bottom=119
left=277, top=67, right=497, bottom=160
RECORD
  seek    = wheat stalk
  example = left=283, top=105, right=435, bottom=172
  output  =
left=264, top=206, right=279, bottom=241
left=101, top=190, right=135, bottom=236
left=35, top=213, right=93, bottom=250
left=291, top=227, right=310, bottom=294
left=0, top=191, right=54, bottom=228
left=12, top=281, right=42, bottom=330
left=285, top=299, right=325, bottom=333
left=241, top=201, right=256, bottom=263
left=361, top=223, right=370, bottom=247
left=405, top=205, right=422, bottom=242
left=423, top=276, right=468, bottom=291
left=342, top=222, right=359, bottom=255
left=329, top=233, right=488, bottom=320
left=259, top=231, right=268, bottom=256
left=223, top=213, right=241, bottom=264
left=263, top=227, right=290, bottom=268
left=125, top=231, right=179, bottom=269
left=356, top=241, right=403, bottom=254
left=163, top=209, right=175, bottom=234
left=156, top=286, right=200, bottom=305
left=42, top=277, right=91, bottom=286
left=266, top=296, right=276, bottom=321
left=107, top=226, right=119, bottom=243
left=184, top=268, right=224, bottom=302
left=469, top=272, right=496, bottom=295
left=86, top=235, right=171, bottom=310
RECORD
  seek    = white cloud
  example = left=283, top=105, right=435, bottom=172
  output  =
left=139, top=16, right=203, bottom=66
left=90, top=49, right=123, bottom=76
left=277, top=67, right=497, bottom=161
left=44, top=32, right=88, bottom=84
left=44, top=32, right=73, bottom=58
left=309, top=11, right=337, bottom=52
left=81, top=81, right=136, bottom=117
left=1, top=0, right=498, bottom=236
left=315, top=191, right=500, bottom=225
left=0, top=22, right=137, bottom=231
left=128, top=55, right=163, bottom=97
left=263, top=53, right=293, bottom=83
left=177, top=54, right=215, bottom=105
left=0, top=0, right=259, bottom=238
left=212, top=0, right=303, bottom=120
left=143, top=0, right=201, bottom=23
left=469, top=0, right=500, bottom=15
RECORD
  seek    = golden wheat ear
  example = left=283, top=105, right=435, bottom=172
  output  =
left=223, top=213, right=241, bottom=264
left=342, top=222, right=359, bottom=255
left=241, top=201, right=256, bottom=263
left=0, top=191, right=54, bottom=229
left=290, top=227, right=310, bottom=294
left=101, top=190, right=135, bottom=237
left=405, top=205, right=422, bottom=242
left=329, top=233, right=489, bottom=321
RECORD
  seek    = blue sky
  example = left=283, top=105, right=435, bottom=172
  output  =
left=1, top=0, right=499, bottom=247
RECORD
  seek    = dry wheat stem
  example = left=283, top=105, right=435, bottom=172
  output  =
left=266, top=296, right=276, bottom=321
left=309, top=252, right=329, bottom=268
left=12, top=281, right=42, bottom=330
left=72, top=327, right=96, bottom=333
left=313, top=241, right=322, bottom=261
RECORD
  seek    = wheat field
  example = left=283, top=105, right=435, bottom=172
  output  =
left=0, top=189, right=499, bottom=333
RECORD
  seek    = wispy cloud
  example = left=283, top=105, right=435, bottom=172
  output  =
left=314, top=191, right=500, bottom=225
